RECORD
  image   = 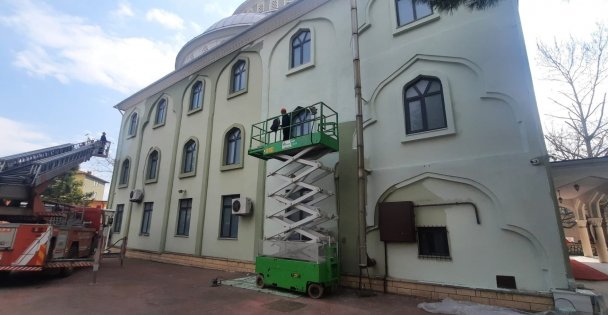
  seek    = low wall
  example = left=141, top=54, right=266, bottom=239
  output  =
left=126, top=249, right=554, bottom=312
left=341, top=275, right=554, bottom=312
left=126, top=250, right=255, bottom=273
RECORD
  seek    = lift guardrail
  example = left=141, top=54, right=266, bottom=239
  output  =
left=248, top=102, right=338, bottom=160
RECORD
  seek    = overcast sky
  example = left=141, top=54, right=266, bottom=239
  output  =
left=0, top=0, right=606, bottom=189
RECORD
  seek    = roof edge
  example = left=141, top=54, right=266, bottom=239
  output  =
left=550, top=156, right=608, bottom=168
left=114, top=0, right=329, bottom=111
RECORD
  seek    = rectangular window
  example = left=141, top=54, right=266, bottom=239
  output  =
left=220, top=195, right=239, bottom=239
left=417, top=226, right=450, bottom=259
left=396, top=0, right=433, bottom=27
left=113, top=204, right=124, bottom=233
left=176, top=198, right=192, bottom=236
left=141, top=202, right=153, bottom=235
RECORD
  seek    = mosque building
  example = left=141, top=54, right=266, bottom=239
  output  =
left=108, top=0, right=570, bottom=309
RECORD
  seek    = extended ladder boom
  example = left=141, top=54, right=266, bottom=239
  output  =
left=0, top=140, right=110, bottom=201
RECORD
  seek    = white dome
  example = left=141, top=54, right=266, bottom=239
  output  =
left=233, top=0, right=296, bottom=15
left=175, top=1, right=298, bottom=69
left=175, top=13, right=267, bottom=69
left=205, top=13, right=266, bottom=34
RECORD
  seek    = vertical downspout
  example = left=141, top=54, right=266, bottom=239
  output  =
left=350, top=0, right=368, bottom=270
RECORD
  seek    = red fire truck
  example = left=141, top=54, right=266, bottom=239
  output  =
left=0, top=140, right=111, bottom=274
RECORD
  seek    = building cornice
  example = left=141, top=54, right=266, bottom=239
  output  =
left=115, top=0, right=330, bottom=111
left=550, top=156, right=608, bottom=169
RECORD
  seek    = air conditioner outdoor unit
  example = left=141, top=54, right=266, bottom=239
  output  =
left=232, top=197, right=252, bottom=216
left=129, top=189, right=144, bottom=203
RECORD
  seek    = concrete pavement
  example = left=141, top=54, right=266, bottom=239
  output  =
left=0, top=258, right=435, bottom=315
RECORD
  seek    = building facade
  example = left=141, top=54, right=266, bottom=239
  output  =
left=74, top=170, right=108, bottom=208
left=108, top=0, right=571, bottom=306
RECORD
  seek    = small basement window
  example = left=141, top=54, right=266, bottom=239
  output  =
left=417, top=226, right=451, bottom=260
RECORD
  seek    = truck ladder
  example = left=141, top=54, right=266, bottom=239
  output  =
left=0, top=144, right=75, bottom=173
left=0, top=140, right=110, bottom=187
left=0, top=140, right=111, bottom=202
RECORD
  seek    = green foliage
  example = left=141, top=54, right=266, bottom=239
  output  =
left=43, top=170, right=94, bottom=206
left=414, top=0, right=502, bottom=12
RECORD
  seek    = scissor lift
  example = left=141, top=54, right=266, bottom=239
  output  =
left=248, top=103, right=339, bottom=298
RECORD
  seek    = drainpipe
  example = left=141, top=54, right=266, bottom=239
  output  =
left=350, top=0, right=368, bottom=270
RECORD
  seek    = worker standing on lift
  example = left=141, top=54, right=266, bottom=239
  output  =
left=99, top=132, right=107, bottom=154
left=281, top=108, right=291, bottom=141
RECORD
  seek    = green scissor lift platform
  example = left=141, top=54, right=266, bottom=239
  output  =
left=248, top=102, right=340, bottom=298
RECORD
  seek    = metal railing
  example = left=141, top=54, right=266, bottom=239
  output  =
left=568, top=242, right=598, bottom=256
left=249, top=102, right=338, bottom=149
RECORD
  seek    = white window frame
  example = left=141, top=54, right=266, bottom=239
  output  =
left=287, top=27, right=316, bottom=76
left=400, top=73, right=455, bottom=143
left=389, top=0, right=439, bottom=36
left=228, top=58, right=249, bottom=98
left=153, top=98, right=167, bottom=128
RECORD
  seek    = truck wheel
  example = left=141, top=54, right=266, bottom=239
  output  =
left=307, top=283, right=324, bottom=299
left=255, top=274, right=265, bottom=289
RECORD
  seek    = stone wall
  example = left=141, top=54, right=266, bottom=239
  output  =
left=126, top=250, right=255, bottom=273
left=340, top=275, right=554, bottom=312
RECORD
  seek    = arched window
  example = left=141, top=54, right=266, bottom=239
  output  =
left=403, top=76, right=446, bottom=134
left=224, top=128, right=242, bottom=166
left=190, top=81, right=204, bottom=111
left=128, top=113, right=138, bottom=136
left=231, top=60, right=247, bottom=93
left=119, top=159, right=130, bottom=186
left=291, top=30, right=311, bottom=68
left=291, top=108, right=313, bottom=137
left=395, top=0, right=432, bottom=27
left=182, top=140, right=197, bottom=174
left=146, top=150, right=159, bottom=181
left=154, top=99, right=167, bottom=126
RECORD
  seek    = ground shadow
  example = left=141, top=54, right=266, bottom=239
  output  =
left=0, top=269, right=83, bottom=288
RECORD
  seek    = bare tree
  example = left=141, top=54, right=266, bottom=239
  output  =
left=538, top=24, right=608, bottom=160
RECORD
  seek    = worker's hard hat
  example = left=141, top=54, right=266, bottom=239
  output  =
left=280, top=108, right=286, bottom=113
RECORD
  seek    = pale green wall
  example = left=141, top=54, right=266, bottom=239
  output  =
left=108, top=0, right=570, bottom=293
left=201, top=52, right=263, bottom=261
left=335, top=122, right=359, bottom=275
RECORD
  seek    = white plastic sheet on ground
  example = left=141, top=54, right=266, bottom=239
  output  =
left=418, top=298, right=530, bottom=315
